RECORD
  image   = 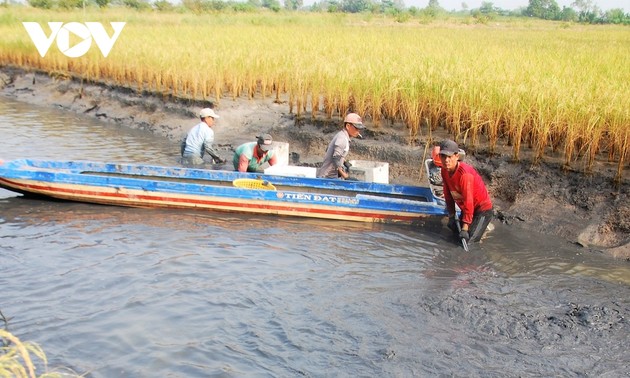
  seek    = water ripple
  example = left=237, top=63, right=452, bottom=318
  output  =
left=1, top=97, right=629, bottom=377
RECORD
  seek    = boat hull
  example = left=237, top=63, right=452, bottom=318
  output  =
left=0, top=159, right=448, bottom=224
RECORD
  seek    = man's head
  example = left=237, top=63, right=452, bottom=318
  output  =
left=343, top=113, right=364, bottom=138
left=439, top=139, right=459, bottom=156
left=256, top=134, right=273, bottom=153
left=199, top=108, right=219, bottom=124
left=439, top=139, right=460, bottom=172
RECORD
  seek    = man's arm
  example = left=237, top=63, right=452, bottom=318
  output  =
left=268, top=154, right=278, bottom=167
left=331, top=138, right=348, bottom=179
left=237, top=154, right=250, bottom=172
left=459, top=173, right=476, bottom=229
left=441, top=170, right=456, bottom=216
left=204, top=144, right=224, bottom=163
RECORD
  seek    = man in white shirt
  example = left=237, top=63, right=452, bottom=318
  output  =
left=181, top=108, right=225, bottom=166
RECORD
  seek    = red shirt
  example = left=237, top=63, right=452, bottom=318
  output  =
left=441, top=162, right=493, bottom=225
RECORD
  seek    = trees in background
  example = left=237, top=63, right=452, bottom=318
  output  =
left=284, top=0, right=302, bottom=10
left=525, top=0, right=560, bottom=20
left=523, top=0, right=628, bottom=23
left=22, top=0, right=630, bottom=24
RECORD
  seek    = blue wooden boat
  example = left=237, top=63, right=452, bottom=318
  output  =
left=0, top=158, right=448, bottom=224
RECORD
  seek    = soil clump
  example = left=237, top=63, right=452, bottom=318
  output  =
left=1, top=67, right=628, bottom=258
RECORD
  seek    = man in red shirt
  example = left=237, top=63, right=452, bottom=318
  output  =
left=439, top=139, right=493, bottom=243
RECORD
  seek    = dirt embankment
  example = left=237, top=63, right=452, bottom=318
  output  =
left=1, top=67, right=628, bottom=258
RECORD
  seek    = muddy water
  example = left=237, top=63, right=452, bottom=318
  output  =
left=1, top=96, right=629, bottom=377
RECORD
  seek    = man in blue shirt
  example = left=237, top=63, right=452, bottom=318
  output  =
left=181, top=108, right=225, bottom=166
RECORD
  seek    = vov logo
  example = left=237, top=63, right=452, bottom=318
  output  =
left=23, top=22, right=126, bottom=58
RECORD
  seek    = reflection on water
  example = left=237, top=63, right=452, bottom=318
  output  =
left=0, top=96, right=177, bottom=166
left=1, top=96, right=629, bottom=377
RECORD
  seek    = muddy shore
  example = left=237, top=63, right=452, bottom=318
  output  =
left=1, top=67, right=628, bottom=258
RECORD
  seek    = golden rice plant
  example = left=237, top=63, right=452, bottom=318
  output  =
left=0, top=8, right=628, bottom=181
left=0, top=329, right=76, bottom=378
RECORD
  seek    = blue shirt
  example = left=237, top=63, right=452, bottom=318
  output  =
left=183, top=122, right=215, bottom=158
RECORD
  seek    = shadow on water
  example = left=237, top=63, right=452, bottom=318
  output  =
left=1, top=96, right=630, bottom=377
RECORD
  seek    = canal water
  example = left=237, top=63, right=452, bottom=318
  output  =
left=1, top=96, right=628, bottom=377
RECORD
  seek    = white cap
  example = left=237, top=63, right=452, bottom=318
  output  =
left=199, top=108, right=219, bottom=119
left=344, top=113, right=364, bottom=129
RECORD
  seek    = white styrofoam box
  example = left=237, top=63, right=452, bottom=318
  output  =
left=348, top=160, right=389, bottom=184
left=264, top=165, right=317, bottom=178
left=272, top=142, right=289, bottom=166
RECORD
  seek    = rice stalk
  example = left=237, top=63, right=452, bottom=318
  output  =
left=0, top=9, right=627, bottom=178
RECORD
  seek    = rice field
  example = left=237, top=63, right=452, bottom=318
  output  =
left=0, top=7, right=628, bottom=181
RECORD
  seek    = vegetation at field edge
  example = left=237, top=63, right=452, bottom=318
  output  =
left=0, top=7, right=628, bottom=182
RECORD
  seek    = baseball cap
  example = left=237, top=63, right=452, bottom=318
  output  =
left=257, top=134, right=273, bottom=151
left=438, top=139, right=460, bottom=156
left=199, top=108, right=220, bottom=119
left=344, top=113, right=365, bottom=129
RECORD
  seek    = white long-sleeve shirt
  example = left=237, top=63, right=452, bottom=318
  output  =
left=182, top=122, right=216, bottom=159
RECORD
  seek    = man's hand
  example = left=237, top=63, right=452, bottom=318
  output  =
left=338, top=167, right=349, bottom=180
left=459, top=230, right=470, bottom=241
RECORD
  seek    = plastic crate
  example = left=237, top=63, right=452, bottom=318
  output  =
left=348, top=160, right=389, bottom=184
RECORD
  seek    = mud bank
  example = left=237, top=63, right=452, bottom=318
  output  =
left=1, top=67, right=628, bottom=258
